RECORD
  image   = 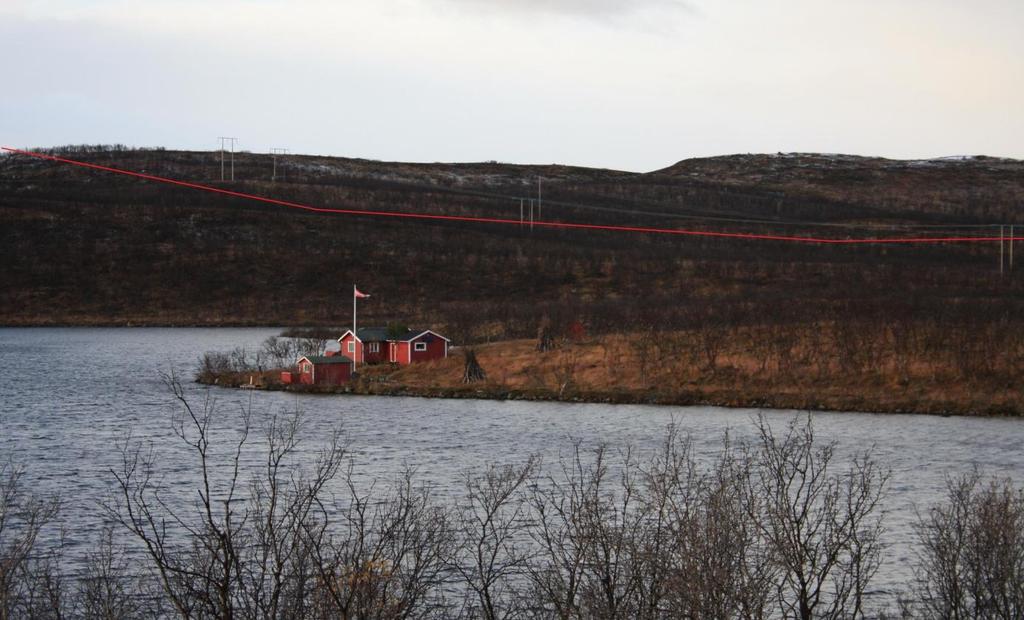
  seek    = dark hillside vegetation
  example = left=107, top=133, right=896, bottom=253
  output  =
left=1, top=146, right=1022, bottom=341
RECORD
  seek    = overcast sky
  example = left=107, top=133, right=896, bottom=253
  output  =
left=2, top=0, right=1021, bottom=171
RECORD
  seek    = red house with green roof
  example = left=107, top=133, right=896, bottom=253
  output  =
left=338, top=328, right=450, bottom=366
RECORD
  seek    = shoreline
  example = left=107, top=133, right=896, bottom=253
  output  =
left=202, top=378, right=1022, bottom=418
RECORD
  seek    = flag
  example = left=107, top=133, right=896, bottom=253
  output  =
left=354, top=287, right=370, bottom=299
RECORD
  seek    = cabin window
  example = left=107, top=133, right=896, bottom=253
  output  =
left=369, top=342, right=380, bottom=353
left=414, top=342, right=427, bottom=352
left=302, top=362, right=311, bottom=373
left=348, top=341, right=355, bottom=353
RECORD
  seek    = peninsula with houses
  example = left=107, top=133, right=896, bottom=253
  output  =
left=283, top=327, right=451, bottom=386
left=15, top=148, right=1014, bottom=417
left=197, top=316, right=1023, bottom=417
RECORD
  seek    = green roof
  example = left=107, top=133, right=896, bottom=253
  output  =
left=356, top=327, right=393, bottom=342
left=396, top=329, right=450, bottom=342
left=343, top=327, right=449, bottom=342
left=302, top=355, right=353, bottom=365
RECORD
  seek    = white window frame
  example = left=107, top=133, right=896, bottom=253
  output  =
left=348, top=341, right=355, bottom=353
left=414, top=342, right=427, bottom=352
left=369, top=342, right=380, bottom=353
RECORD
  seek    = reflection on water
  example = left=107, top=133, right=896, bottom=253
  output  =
left=1, top=327, right=1023, bottom=603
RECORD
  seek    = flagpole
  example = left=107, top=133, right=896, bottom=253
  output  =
left=353, top=284, right=357, bottom=372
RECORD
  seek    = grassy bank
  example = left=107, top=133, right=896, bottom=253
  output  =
left=199, top=329, right=1024, bottom=417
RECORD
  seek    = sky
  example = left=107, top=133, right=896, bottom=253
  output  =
left=1, top=0, right=1022, bottom=171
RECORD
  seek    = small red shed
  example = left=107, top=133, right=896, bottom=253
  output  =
left=285, top=355, right=354, bottom=386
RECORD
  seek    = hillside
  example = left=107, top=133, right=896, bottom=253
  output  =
left=655, top=153, right=1024, bottom=221
left=1, top=146, right=1023, bottom=351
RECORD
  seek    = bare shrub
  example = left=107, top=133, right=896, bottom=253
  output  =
left=453, top=457, right=538, bottom=620
left=913, top=472, right=1024, bottom=619
left=106, top=375, right=347, bottom=618
left=259, top=336, right=297, bottom=370
left=196, top=351, right=233, bottom=382
left=76, top=527, right=151, bottom=619
left=525, top=427, right=774, bottom=620
left=746, top=414, right=889, bottom=620
left=308, top=467, right=456, bottom=619
left=527, top=442, right=652, bottom=619
left=0, top=460, right=62, bottom=619
left=659, top=432, right=775, bottom=619
left=296, top=337, right=328, bottom=359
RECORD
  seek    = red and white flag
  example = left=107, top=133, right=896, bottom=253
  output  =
left=354, top=287, right=370, bottom=299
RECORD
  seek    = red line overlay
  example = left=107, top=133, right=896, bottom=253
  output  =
left=3, top=146, right=1018, bottom=245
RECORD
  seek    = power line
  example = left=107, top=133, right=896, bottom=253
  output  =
left=5, top=146, right=1022, bottom=246
left=293, top=163, right=1008, bottom=233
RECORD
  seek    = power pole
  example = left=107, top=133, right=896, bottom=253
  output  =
left=217, top=137, right=237, bottom=181
left=538, top=177, right=542, bottom=220
left=1003, top=223, right=1011, bottom=270
left=271, top=147, right=288, bottom=182
left=999, top=225, right=1005, bottom=276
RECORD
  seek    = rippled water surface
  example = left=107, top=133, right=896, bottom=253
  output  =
left=2, top=327, right=1023, bottom=605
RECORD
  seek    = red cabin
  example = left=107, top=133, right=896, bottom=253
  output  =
left=394, top=330, right=450, bottom=365
left=282, top=355, right=353, bottom=385
left=338, top=328, right=450, bottom=365
left=338, top=328, right=391, bottom=365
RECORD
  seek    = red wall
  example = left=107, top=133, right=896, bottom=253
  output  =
left=341, top=331, right=448, bottom=365
left=338, top=334, right=362, bottom=363
left=338, top=333, right=390, bottom=364
left=299, top=358, right=354, bottom=381
left=297, top=360, right=351, bottom=385
left=298, top=359, right=315, bottom=385
left=397, top=334, right=448, bottom=365
left=363, top=339, right=387, bottom=364
left=314, top=363, right=351, bottom=385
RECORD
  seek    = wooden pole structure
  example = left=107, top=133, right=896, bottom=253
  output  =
left=1003, top=223, right=1011, bottom=270
left=353, top=284, right=358, bottom=372
left=1000, top=225, right=1005, bottom=276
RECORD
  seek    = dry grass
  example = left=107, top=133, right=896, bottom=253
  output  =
left=365, top=328, right=1024, bottom=415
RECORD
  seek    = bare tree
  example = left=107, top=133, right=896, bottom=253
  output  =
left=527, top=441, right=652, bottom=620
left=659, top=432, right=775, bottom=619
left=296, top=337, right=328, bottom=360
left=746, top=414, right=889, bottom=620
left=571, top=444, right=649, bottom=620
left=0, top=460, right=63, bottom=620
left=259, top=337, right=297, bottom=370
left=913, top=471, right=1024, bottom=619
left=632, top=327, right=657, bottom=388
left=307, top=466, right=457, bottom=619
left=453, top=457, right=538, bottom=620
left=537, top=324, right=556, bottom=353
left=76, top=527, right=151, bottom=619
left=106, top=374, right=347, bottom=619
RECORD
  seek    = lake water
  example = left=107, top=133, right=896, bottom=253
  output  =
left=2, top=327, right=1023, bottom=608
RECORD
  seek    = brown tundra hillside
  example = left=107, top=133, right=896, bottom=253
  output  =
left=1, top=146, right=1022, bottom=369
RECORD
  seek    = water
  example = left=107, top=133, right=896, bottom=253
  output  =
left=2, top=327, right=1023, bottom=606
